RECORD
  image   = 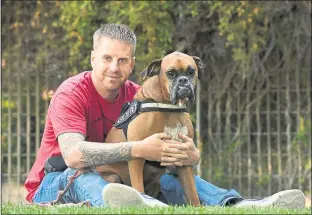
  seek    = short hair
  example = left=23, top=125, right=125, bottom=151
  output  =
left=93, top=23, right=136, bottom=56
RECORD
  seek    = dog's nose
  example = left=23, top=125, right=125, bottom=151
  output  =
left=178, top=77, right=189, bottom=85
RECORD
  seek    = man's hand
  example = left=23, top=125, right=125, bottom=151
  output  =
left=132, top=132, right=189, bottom=164
left=160, top=133, right=200, bottom=167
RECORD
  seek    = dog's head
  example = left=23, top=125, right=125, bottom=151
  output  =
left=140, top=51, right=204, bottom=106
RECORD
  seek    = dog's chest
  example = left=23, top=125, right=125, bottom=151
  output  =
left=128, top=111, right=192, bottom=141
left=164, top=122, right=188, bottom=142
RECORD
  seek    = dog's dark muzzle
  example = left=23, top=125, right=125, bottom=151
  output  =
left=177, top=86, right=192, bottom=99
left=172, top=83, right=195, bottom=104
left=170, top=76, right=195, bottom=104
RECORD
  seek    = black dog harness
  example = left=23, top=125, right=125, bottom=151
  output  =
left=114, top=100, right=188, bottom=168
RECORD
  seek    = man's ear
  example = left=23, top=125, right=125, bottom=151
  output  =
left=91, top=50, right=95, bottom=69
left=129, top=57, right=136, bottom=75
left=140, top=59, right=162, bottom=80
left=192, top=56, right=204, bottom=80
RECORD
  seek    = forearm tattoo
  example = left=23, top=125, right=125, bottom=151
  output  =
left=78, top=141, right=132, bottom=167
left=58, top=132, right=132, bottom=168
left=58, top=132, right=84, bottom=159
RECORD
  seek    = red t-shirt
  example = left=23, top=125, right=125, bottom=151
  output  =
left=24, top=71, right=140, bottom=202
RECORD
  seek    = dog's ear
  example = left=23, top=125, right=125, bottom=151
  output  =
left=192, top=56, right=204, bottom=80
left=140, top=59, right=162, bottom=80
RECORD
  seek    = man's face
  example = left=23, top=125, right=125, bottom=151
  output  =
left=91, top=37, right=135, bottom=91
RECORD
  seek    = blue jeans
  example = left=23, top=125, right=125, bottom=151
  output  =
left=33, top=168, right=243, bottom=206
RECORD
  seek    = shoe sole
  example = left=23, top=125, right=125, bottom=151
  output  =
left=102, top=183, right=145, bottom=208
left=102, top=183, right=168, bottom=208
left=269, top=189, right=305, bottom=209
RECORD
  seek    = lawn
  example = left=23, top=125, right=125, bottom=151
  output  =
left=2, top=202, right=311, bottom=214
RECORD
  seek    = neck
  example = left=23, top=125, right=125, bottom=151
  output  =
left=91, top=71, right=119, bottom=101
left=99, top=89, right=119, bottom=101
left=134, top=76, right=170, bottom=103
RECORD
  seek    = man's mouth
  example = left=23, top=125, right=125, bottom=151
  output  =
left=107, top=75, right=121, bottom=79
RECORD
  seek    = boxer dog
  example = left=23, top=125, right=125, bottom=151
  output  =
left=96, top=52, right=203, bottom=206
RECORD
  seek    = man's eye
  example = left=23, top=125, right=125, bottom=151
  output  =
left=119, top=58, right=128, bottom=63
left=103, top=56, right=112, bottom=61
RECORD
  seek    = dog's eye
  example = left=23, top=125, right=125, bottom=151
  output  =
left=167, top=71, right=176, bottom=78
left=188, top=69, right=195, bottom=75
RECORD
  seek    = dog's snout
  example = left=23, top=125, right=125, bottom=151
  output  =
left=178, top=77, right=189, bottom=85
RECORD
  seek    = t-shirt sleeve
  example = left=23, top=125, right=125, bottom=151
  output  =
left=127, top=81, right=141, bottom=99
left=133, top=83, right=141, bottom=94
left=49, top=92, right=87, bottom=138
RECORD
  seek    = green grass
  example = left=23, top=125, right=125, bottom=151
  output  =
left=2, top=202, right=311, bottom=214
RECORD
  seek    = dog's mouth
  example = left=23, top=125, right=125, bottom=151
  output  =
left=171, top=85, right=195, bottom=106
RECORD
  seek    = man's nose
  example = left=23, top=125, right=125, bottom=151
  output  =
left=108, top=59, right=120, bottom=72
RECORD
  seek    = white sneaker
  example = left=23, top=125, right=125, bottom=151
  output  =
left=102, top=183, right=169, bottom=208
left=234, top=189, right=305, bottom=209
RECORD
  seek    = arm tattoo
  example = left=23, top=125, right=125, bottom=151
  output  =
left=58, top=132, right=133, bottom=168
left=78, top=141, right=132, bottom=167
left=58, top=132, right=84, bottom=160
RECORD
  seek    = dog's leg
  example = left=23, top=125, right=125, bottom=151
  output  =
left=128, top=158, right=145, bottom=193
left=177, top=166, right=200, bottom=206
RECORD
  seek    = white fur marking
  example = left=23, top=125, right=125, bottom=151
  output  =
left=164, top=123, right=188, bottom=142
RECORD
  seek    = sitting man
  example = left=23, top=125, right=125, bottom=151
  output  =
left=24, top=23, right=305, bottom=208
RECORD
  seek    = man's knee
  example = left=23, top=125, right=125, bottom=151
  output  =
left=63, top=168, right=78, bottom=176
left=62, top=168, right=85, bottom=180
left=62, top=168, right=100, bottom=182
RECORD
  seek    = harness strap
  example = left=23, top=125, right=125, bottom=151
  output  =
left=140, top=102, right=187, bottom=113
left=114, top=100, right=187, bottom=128
left=114, top=100, right=188, bottom=168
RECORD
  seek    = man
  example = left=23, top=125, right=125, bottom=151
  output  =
left=25, top=23, right=305, bottom=208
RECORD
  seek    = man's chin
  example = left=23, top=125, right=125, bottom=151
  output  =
left=104, top=80, right=126, bottom=91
